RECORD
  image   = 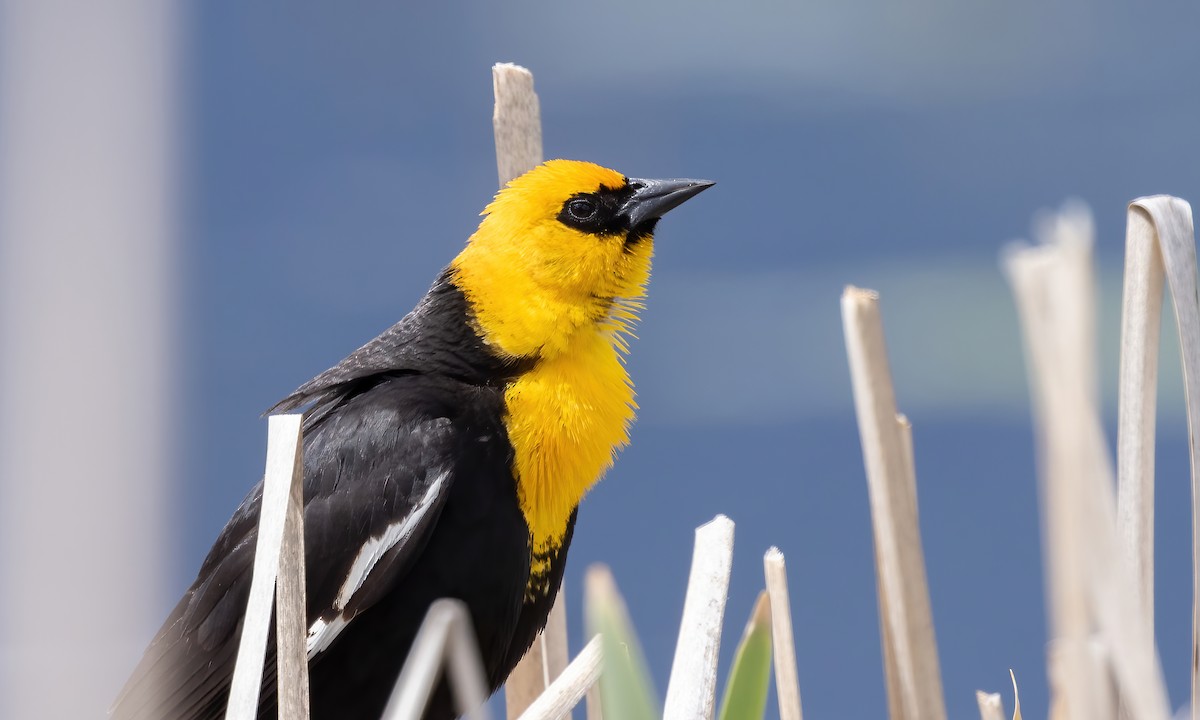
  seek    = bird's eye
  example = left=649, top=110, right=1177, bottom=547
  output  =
left=567, top=198, right=598, bottom=221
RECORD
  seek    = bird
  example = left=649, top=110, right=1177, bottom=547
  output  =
left=111, top=159, right=712, bottom=720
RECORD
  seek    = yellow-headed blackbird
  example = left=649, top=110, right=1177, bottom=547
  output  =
left=111, top=160, right=711, bottom=720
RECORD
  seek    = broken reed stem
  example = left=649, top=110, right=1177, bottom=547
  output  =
left=543, top=591, right=572, bottom=701
left=507, top=599, right=570, bottom=720
left=515, top=636, right=603, bottom=720
left=585, top=683, right=604, bottom=720
left=382, top=600, right=492, bottom=720
left=1004, top=217, right=1171, bottom=720
left=875, top=558, right=906, bottom=720
left=1005, top=241, right=1100, bottom=720
left=841, top=287, right=946, bottom=720
left=1125, top=197, right=1200, bottom=720
left=1006, top=236, right=1119, bottom=720
left=275, top=422, right=311, bottom=720
left=1116, top=205, right=1164, bottom=635
left=493, top=63, right=543, bottom=187
left=975, top=691, right=1005, bottom=720
left=663, top=515, right=736, bottom=720
left=225, top=414, right=308, bottom=720
left=506, top=642, right=548, bottom=720
left=763, top=548, right=803, bottom=720
left=883, top=416, right=917, bottom=720
left=1033, top=204, right=1101, bottom=408
left=1012, top=670, right=1026, bottom=720
left=491, top=62, right=572, bottom=720
left=896, top=415, right=917, bottom=515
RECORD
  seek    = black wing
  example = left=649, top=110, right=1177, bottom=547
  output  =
left=111, top=380, right=462, bottom=720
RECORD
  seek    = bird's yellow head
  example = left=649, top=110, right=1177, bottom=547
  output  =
left=451, top=159, right=712, bottom=359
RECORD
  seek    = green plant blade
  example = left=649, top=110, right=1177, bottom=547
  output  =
left=718, top=590, right=773, bottom=720
left=584, top=564, right=659, bottom=720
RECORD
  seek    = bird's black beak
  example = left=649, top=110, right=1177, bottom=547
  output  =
left=620, top=177, right=715, bottom=230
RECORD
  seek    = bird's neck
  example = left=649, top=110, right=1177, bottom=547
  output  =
left=504, top=325, right=637, bottom=595
left=450, top=247, right=612, bottom=361
left=448, top=253, right=644, bottom=596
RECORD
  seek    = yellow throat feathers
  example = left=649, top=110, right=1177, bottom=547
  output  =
left=450, top=161, right=652, bottom=590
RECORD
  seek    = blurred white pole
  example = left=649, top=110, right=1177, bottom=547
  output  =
left=0, top=1, right=178, bottom=718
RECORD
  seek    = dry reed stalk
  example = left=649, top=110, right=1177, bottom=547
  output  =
left=493, top=63, right=543, bottom=187
left=1122, top=197, right=1200, bottom=720
left=883, top=414, right=918, bottom=720
left=875, top=560, right=905, bottom=720
left=897, top=415, right=917, bottom=513
left=1004, top=211, right=1170, bottom=720
left=763, top=547, right=803, bottom=720
left=585, top=684, right=603, bottom=720
left=515, top=636, right=603, bottom=720
left=1116, top=205, right=1165, bottom=633
left=275, top=422, right=311, bottom=720
left=508, top=601, right=571, bottom=720
left=663, top=515, right=736, bottom=720
left=507, top=645, right=549, bottom=718
left=382, top=600, right=491, bottom=720
left=1012, top=670, right=1025, bottom=720
left=841, top=286, right=946, bottom=720
left=976, top=691, right=1005, bottom=720
left=1005, top=222, right=1105, bottom=720
left=490, top=62, right=572, bottom=720
left=226, top=414, right=309, bottom=720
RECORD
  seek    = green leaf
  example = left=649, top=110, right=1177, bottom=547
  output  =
left=584, top=564, right=659, bottom=720
left=718, top=590, right=773, bottom=720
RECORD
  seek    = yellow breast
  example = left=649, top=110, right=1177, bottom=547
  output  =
left=503, top=327, right=636, bottom=590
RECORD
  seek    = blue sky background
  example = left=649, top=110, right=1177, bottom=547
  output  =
left=174, top=2, right=1200, bottom=716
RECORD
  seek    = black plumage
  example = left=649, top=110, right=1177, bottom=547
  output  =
left=111, top=270, right=571, bottom=720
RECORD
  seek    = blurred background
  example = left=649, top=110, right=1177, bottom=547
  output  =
left=3, top=0, right=1200, bottom=718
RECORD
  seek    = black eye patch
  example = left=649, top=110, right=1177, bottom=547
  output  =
left=557, top=183, right=635, bottom=236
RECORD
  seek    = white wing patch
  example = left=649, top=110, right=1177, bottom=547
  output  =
left=305, top=468, right=449, bottom=658
left=306, top=615, right=348, bottom=659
